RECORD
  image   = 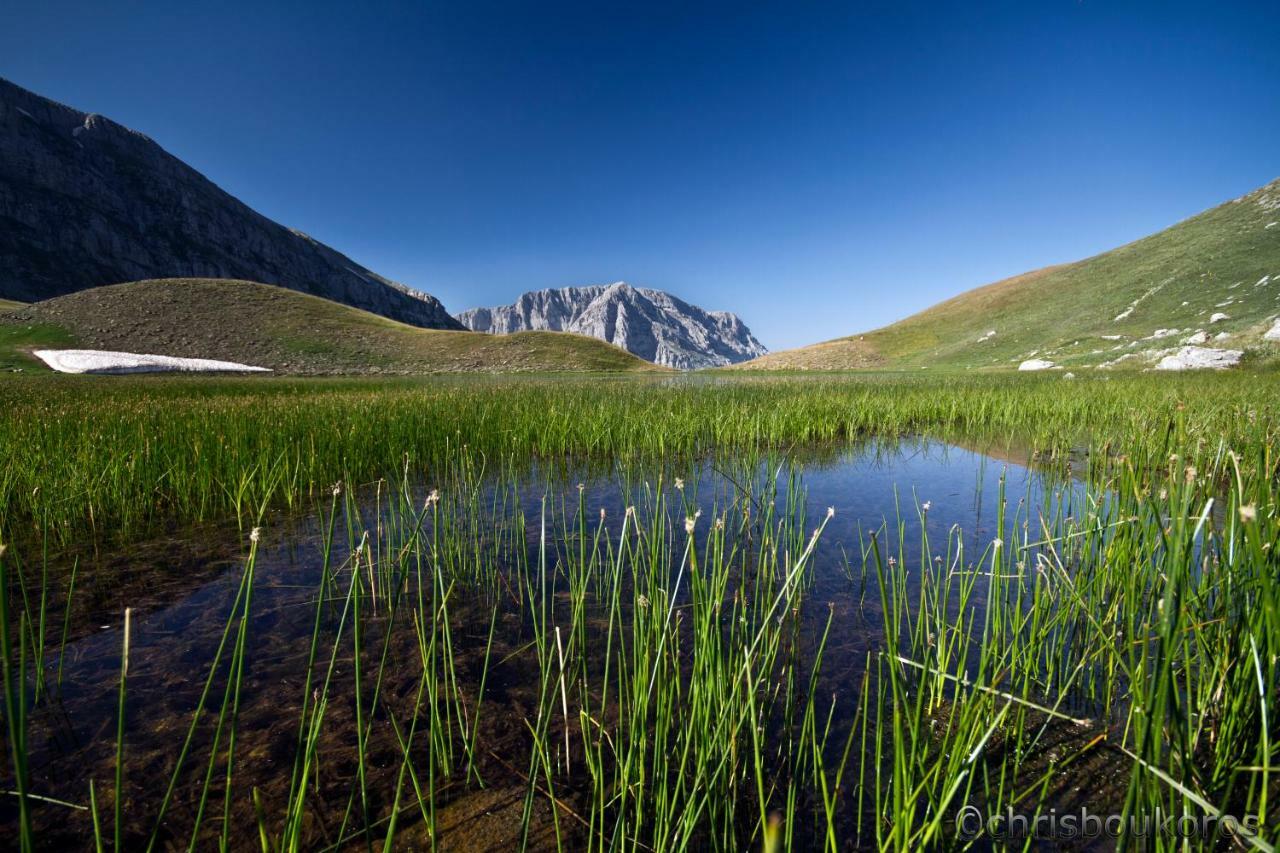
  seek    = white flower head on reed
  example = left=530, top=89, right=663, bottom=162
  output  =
left=921, top=500, right=932, bottom=512
left=826, top=506, right=835, bottom=519
left=674, top=477, right=685, bottom=491
left=331, top=481, right=343, bottom=497
left=250, top=527, right=261, bottom=544
left=1240, top=504, right=1258, bottom=523
left=425, top=488, right=440, bottom=509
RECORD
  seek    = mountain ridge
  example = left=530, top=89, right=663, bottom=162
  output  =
left=2, top=279, right=659, bottom=375
left=0, top=77, right=462, bottom=330
left=736, top=177, right=1280, bottom=371
left=459, top=282, right=767, bottom=369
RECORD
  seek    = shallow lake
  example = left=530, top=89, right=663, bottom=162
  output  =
left=3, top=436, right=1109, bottom=849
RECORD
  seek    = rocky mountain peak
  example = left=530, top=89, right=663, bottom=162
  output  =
left=458, top=283, right=768, bottom=369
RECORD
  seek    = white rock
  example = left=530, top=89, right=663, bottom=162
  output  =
left=1154, top=346, right=1242, bottom=371
left=1182, top=330, right=1208, bottom=345
left=1018, top=359, right=1055, bottom=371
left=1146, top=328, right=1180, bottom=340
left=1063, top=372, right=1076, bottom=380
left=1210, top=312, right=1230, bottom=323
left=34, top=349, right=271, bottom=375
left=1264, top=318, right=1280, bottom=341
left=977, top=329, right=996, bottom=342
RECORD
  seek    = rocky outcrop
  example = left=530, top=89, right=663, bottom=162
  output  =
left=459, top=282, right=768, bottom=368
left=1153, top=346, right=1242, bottom=371
left=0, top=77, right=461, bottom=329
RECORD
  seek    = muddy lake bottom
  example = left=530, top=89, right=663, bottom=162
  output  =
left=2, top=438, right=1143, bottom=850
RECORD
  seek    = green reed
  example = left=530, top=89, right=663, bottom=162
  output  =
left=0, top=371, right=1276, bottom=545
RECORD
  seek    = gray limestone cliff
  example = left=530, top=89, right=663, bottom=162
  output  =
left=459, top=282, right=767, bottom=368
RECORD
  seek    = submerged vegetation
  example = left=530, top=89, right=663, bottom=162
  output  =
left=0, top=371, right=1277, bottom=849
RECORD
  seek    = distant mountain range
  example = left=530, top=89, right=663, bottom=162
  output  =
left=459, top=282, right=767, bottom=368
left=739, top=177, right=1280, bottom=371
left=3, top=279, right=658, bottom=375
left=9, top=75, right=1274, bottom=375
left=0, top=77, right=460, bottom=329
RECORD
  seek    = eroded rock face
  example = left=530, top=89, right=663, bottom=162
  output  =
left=0, top=77, right=461, bottom=329
left=458, top=282, right=768, bottom=368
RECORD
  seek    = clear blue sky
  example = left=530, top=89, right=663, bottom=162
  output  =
left=3, top=1, right=1278, bottom=350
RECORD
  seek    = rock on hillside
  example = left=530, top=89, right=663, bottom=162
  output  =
left=0, top=77, right=461, bottom=329
left=459, top=282, right=767, bottom=369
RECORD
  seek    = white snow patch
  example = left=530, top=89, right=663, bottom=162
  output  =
left=1017, top=359, right=1055, bottom=372
left=1216, top=299, right=1235, bottom=307
left=1210, top=312, right=1230, bottom=323
left=1154, top=347, right=1242, bottom=371
left=1258, top=276, right=1272, bottom=287
left=1113, top=306, right=1135, bottom=322
left=15, top=107, right=34, bottom=120
left=34, top=349, right=271, bottom=375
left=1100, top=334, right=1123, bottom=340
left=1267, top=222, right=1278, bottom=229
left=1264, top=318, right=1280, bottom=341
left=977, top=329, right=996, bottom=342
left=1182, top=330, right=1208, bottom=345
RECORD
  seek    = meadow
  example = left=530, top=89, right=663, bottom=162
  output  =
left=0, top=371, right=1277, bottom=850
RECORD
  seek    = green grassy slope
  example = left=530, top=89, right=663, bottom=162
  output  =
left=739, top=177, right=1280, bottom=371
left=0, top=279, right=663, bottom=374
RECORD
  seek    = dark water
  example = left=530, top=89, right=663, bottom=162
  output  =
left=2, top=437, right=1094, bottom=849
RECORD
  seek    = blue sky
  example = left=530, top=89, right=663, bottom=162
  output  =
left=3, top=1, right=1278, bottom=350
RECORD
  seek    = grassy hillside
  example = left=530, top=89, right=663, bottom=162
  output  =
left=738, top=177, right=1280, bottom=371
left=0, top=279, right=662, bottom=374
